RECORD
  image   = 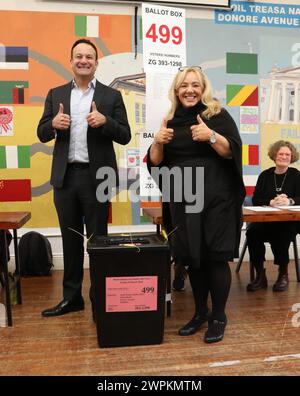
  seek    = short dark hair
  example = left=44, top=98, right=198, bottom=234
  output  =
left=71, top=38, right=98, bottom=60
left=268, top=140, right=299, bottom=163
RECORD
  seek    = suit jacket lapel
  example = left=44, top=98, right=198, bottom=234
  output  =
left=92, top=80, right=105, bottom=110
left=63, top=82, right=72, bottom=115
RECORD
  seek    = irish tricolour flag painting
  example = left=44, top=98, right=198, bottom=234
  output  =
left=0, top=146, right=30, bottom=168
left=75, top=16, right=99, bottom=37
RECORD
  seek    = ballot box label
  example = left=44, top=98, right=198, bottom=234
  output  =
left=105, top=276, right=158, bottom=312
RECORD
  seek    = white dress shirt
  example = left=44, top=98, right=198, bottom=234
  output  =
left=68, top=78, right=96, bottom=163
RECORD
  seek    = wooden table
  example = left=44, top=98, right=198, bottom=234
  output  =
left=240, top=208, right=300, bottom=281
left=144, top=206, right=300, bottom=226
left=243, top=207, right=300, bottom=222
left=143, top=206, right=300, bottom=283
left=0, top=212, right=31, bottom=326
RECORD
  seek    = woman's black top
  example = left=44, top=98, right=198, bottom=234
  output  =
left=147, top=102, right=245, bottom=267
left=253, top=167, right=300, bottom=206
left=249, top=166, right=300, bottom=248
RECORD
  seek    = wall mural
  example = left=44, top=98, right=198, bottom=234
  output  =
left=0, top=10, right=144, bottom=227
left=1, top=1, right=300, bottom=228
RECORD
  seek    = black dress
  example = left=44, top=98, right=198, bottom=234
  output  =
left=148, top=102, right=245, bottom=268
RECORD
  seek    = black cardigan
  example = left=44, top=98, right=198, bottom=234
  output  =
left=253, top=167, right=300, bottom=206
left=147, top=103, right=245, bottom=258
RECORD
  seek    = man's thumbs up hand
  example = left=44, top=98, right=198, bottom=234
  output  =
left=52, top=102, right=71, bottom=130
left=87, top=101, right=107, bottom=128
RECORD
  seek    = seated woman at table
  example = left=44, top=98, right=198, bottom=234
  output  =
left=246, top=140, right=300, bottom=292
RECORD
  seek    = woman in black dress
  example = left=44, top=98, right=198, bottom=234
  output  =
left=147, top=67, right=245, bottom=343
left=246, top=140, right=300, bottom=292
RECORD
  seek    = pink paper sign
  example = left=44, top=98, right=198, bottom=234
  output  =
left=106, top=276, right=158, bottom=312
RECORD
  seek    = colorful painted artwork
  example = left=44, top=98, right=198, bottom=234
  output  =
left=242, top=144, right=259, bottom=166
left=226, top=53, right=258, bottom=75
left=1, top=3, right=300, bottom=227
left=227, top=85, right=259, bottom=106
left=0, top=10, right=133, bottom=227
left=0, top=46, right=28, bottom=70
left=0, top=179, right=31, bottom=202
left=0, top=145, right=30, bottom=168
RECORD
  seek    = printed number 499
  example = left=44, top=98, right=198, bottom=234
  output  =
left=145, top=23, right=182, bottom=45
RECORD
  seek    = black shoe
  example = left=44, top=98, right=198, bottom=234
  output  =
left=178, top=311, right=211, bottom=336
left=204, top=318, right=227, bottom=343
left=273, top=273, right=289, bottom=292
left=247, top=268, right=268, bottom=292
left=41, top=297, right=84, bottom=317
left=172, top=275, right=185, bottom=291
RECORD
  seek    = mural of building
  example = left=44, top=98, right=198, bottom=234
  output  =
left=266, top=66, right=300, bottom=124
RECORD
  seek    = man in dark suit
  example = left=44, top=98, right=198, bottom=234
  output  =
left=37, top=38, right=131, bottom=317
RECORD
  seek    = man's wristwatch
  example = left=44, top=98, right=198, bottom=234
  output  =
left=209, top=130, right=217, bottom=145
left=289, top=198, right=295, bottom=206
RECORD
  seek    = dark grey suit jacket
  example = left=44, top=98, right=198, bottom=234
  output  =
left=37, top=80, right=131, bottom=188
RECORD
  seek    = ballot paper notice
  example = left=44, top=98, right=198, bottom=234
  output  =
left=243, top=206, right=281, bottom=211
left=105, top=276, right=158, bottom=312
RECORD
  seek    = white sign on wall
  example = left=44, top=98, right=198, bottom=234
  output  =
left=140, top=3, right=186, bottom=197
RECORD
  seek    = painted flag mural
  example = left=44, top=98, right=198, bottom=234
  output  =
left=227, top=85, right=258, bottom=106
left=243, top=175, right=258, bottom=197
left=0, top=81, right=29, bottom=104
left=0, top=106, right=13, bottom=135
left=0, top=146, right=30, bottom=168
left=75, top=16, right=99, bottom=37
left=242, top=144, right=259, bottom=166
left=240, top=106, right=259, bottom=134
left=226, top=53, right=258, bottom=75
left=0, top=46, right=28, bottom=69
left=0, top=179, right=31, bottom=202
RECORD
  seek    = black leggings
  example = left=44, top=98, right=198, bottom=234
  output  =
left=188, top=261, right=231, bottom=322
left=246, top=222, right=294, bottom=266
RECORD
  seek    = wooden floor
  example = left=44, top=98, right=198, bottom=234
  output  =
left=1, top=261, right=300, bottom=376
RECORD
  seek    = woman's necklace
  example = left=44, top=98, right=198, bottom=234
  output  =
left=274, top=170, right=288, bottom=193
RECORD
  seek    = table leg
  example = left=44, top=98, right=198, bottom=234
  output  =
left=156, top=224, right=160, bottom=235
left=1, top=230, right=12, bottom=326
left=13, top=229, right=22, bottom=304
left=166, top=257, right=171, bottom=317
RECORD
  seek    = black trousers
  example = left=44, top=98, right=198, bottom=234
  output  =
left=54, top=166, right=109, bottom=301
left=246, top=222, right=296, bottom=266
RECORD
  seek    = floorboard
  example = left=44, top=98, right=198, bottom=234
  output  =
left=1, top=261, right=300, bottom=376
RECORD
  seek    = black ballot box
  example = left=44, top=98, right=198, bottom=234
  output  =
left=87, top=233, right=170, bottom=348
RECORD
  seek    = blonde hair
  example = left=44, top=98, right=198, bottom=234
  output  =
left=166, top=67, right=222, bottom=120
left=268, top=140, right=299, bottom=163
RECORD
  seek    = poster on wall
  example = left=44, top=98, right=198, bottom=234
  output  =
left=240, top=106, right=259, bottom=134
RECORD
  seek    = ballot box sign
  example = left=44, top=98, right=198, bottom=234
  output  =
left=140, top=3, right=186, bottom=197
left=106, top=276, right=158, bottom=312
